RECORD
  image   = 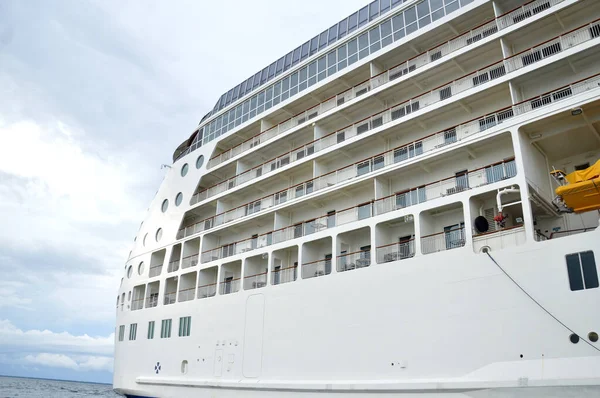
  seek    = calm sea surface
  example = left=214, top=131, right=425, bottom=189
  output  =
left=0, top=376, right=119, bottom=398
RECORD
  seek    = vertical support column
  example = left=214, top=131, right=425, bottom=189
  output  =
left=491, top=1, right=503, bottom=18
left=374, top=176, right=391, bottom=201
left=313, top=159, right=325, bottom=178
left=462, top=198, right=475, bottom=250
left=413, top=211, right=423, bottom=257
left=370, top=60, right=385, bottom=77
left=499, top=37, right=513, bottom=58
left=274, top=210, right=290, bottom=231
left=509, top=81, right=522, bottom=105
left=313, top=123, right=326, bottom=140
left=511, top=128, right=536, bottom=242
left=215, top=198, right=228, bottom=216
left=331, top=234, right=339, bottom=274
left=260, top=118, right=274, bottom=133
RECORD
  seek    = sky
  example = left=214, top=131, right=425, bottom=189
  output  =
left=0, top=0, right=369, bottom=384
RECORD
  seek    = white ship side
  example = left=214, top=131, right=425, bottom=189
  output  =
left=114, top=0, right=600, bottom=396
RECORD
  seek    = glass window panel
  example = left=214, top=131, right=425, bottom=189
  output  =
left=318, top=56, right=327, bottom=73
left=260, top=67, right=269, bottom=84
left=369, top=1, right=380, bottom=21
left=358, top=6, right=369, bottom=27
left=406, top=22, right=418, bottom=35
left=257, top=92, right=265, bottom=106
left=394, top=28, right=405, bottom=41
left=338, top=45, right=347, bottom=60
left=432, top=8, right=445, bottom=21
left=284, top=52, right=293, bottom=70
left=245, top=77, right=254, bottom=94
left=301, top=41, right=310, bottom=60
left=319, top=31, right=328, bottom=50
left=239, top=81, right=247, bottom=96
left=299, top=67, right=308, bottom=82
left=292, top=47, right=301, bottom=65
left=225, top=89, right=233, bottom=105
left=392, top=0, right=403, bottom=7
left=417, top=0, right=430, bottom=17
left=338, top=19, right=348, bottom=38
left=566, top=254, right=584, bottom=291
left=243, top=100, right=250, bottom=113
left=445, top=0, right=459, bottom=13
left=358, top=33, right=369, bottom=50
left=310, top=36, right=319, bottom=55
left=419, top=15, right=431, bottom=28
left=265, top=87, right=273, bottom=101
left=348, top=39, right=358, bottom=55
left=282, top=77, right=290, bottom=91
left=348, top=12, right=358, bottom=32
left=232, top=85, right=240, bottom=100
left=381, top=19, right=392, bottom=37
left=392, top=14, right=404, bottom=31
left=431, top=0, right=444, bottom=10
left=404, top=6, right=417, bottom=24
left=380, top=0, right=391, bottom=13
left=291, top=72, right=298, bottom=87
left=581, top=251, right=599, bottom=289
left=268, top=62, right=276, bottom=78
left=253, top=72, right=262, bottom=88
left=370, top=27, right=381, bottom=52
left=308, top=61, right=317, bottom=77
left=276, top=57, right=284, bottom=73
left=328, top=25, right=338, bottom=44
left=273, top=82, right=281, bottom=97
left=327, top=51, right=336, bottom=68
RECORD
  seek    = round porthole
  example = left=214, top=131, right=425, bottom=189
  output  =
left=181, top=163, right=189, bottom=177
left=589, top=332, right=599, bottom=343
left=161, top=199, right=169, bottom=213
left=127, top=266, right=133, bottom=279
left=155, top=228, right=163, bottom=242
left=196, top=155, right=204, bottom=169
left=143, top=233, right=148, bottom=247
left=570, top=333, right=580, bottom=344
left=138, top=262, right=145, bottom=275
left=175, top=192, right=183, bottom=206
left=181, top=360, right=188, bottom=374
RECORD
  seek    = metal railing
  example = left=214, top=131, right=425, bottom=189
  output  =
left=302, top=258, right=332, bottom=279
left=421, top=227, right=466, bottom=254
left=167, top=260, right=180, bottom=273
left=177, top=287, right=195, bottom=302
left=206, top=0, right=565, bottom=169
left=243, top=272, right=268, bottom=290
left=377, top=240, right=415, bottom=263
left=163, top=291, right=177, bottom=305
left=219, top=278, right=241, bottom=295
left=148, top=265, right=162, bottom=278
left=197, top=283, right=217, bottom=299
left=271, top=265, right=298, bottom=285
left=145, top=295, right=158, bottom=308
left=337, top=250, right=371, bottom=272
left=549, top=227, right=598, bottom=239
left=181, top=254, right=199, bottom=269
left=181, top=73, right=600, bottom=241
left=189, top=21, right=600, bottom=209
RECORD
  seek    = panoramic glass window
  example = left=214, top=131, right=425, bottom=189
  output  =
left=161, top=199, right=169, bottom=213
left=138, top=261, right=145, bottom=275
left=156, top=228, right=163, bottom=242
left=175, top=193, right=183, bottom=206
left=127, top=265, right=133, bottom=279
left=196, top=155, right=204, bottom=169
left=181, top=163, right=189, bottom=177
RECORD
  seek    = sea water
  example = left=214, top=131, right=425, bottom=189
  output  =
left=0, top=376, right=119, bottom=397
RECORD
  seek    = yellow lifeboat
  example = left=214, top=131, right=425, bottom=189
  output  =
left=551, top=160, right=600, bottom=213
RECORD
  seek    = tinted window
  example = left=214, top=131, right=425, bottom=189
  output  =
left=581, top=251, right=599, bottom=289
left=319, top=31, right=328, bottom=49
left=328, top=25, right=338, bottom=44
left=338, top=19, right=348, bottom=38
left=370, top=0, right=380, bottom=20
left=348, top=12, right=358, bottom=32
left=358, top=6, right=369, bottom=27
left=284, top=52, right=293, bottom=70
left=301, top=42, right=310, bottom=60
left=268, top=62, right=276, bottom=78
left=567, top=253, right=585, bottom=291
left=310, top=36, right=319, bottom=55
left=275, top=57, right=284, bottom=74
left=405, top=6, right=417, bottom=24
left=292, top=47, right=301, bottom=65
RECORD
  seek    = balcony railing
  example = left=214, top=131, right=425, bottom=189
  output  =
left=243, top=272, right=268, bottom=290
left=199, top=158, right=516, bottom=263
left=302, top=258, right=332, bottom=279
left=163, top=291, right=177, bottom=305
left=219, top=278, right=241, bottom=295
left=206, top=0, right=566, bottom=169
left=421, top=227, right=466, bottom=254
left=181, top=254, right=199, bottom=269
left=272, top=264, right=298, bottom=285
left=145, top=295, right=158, bottom=308
left=473, top=225, right=526, bottom=252
left=131, top=298, right=144, bottom=311
left=148, top=265, right=162, bottom=278
left=180, top=73, right=600, bottom=241
left=377, top=240, right=415, bottom=263
left=178, top=287, right=195, bottom=302
left=167, top=260, right=180, bottom=273
left=549, top=227, right=598, bottom=239
left=197, top=282, right=217, bottom=299
left=337, top=250, right=371, bottom=272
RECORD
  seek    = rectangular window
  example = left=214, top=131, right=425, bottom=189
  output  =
left=338, top=19, right=348, bottom=38
left=358, top=202, right=372, bottom=220
left=328, top=25, right=338, bottom=44
left=129, top=323, right=137, bottom=341
left=147, top=321, right=155, bottom=339
left=179, top=316, right=192, bottom=337
left=161, top=319, right=172, bottom=339
left=118, top=325, right=125, bottom=342
left=318, top=31, right=328, bottom=50
left=566, top=251, right=598, bottom=291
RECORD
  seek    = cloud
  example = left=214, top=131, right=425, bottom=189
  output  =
left=0, top=319, right=114, bottom=356
left=25, top=353, right=79, bottom=370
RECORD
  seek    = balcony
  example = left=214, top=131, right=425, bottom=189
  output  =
left=337, top=250, right=371, bottom=272
left=302, top=237, right=332, bottom=279
left=377, top=240, right=415, bottom=263
left=179, top=72, right=600, bottom=241
left=131, top=298, right=144, bottom=311
left=197, top=266, right=218, bottom=299
left=145, top=281, right=159, bottom=309
left=197, top=282, right=217, bottom=299
left=219, top=260, right=241, bottom=295
left=206, top=0, right=567, bottom=169
left=167, top=243, right=181, bottom=273
left=272, top=246, right=299, bottom=285
left=421, top=227, right=466, bottom=254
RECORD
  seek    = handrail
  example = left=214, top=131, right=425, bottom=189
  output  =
left=272, top=264, right=298, bottom=272
left=474, top=224, right=524, bottom=237
left=180, top=73, right=600, bottom=241
left=244, top=271, right=268, bottom=279
left=194, top=16, right=598, bottom=204
left=549, top=227, right=597, bottom=239
left=376, top=238, right=415, bottom=249
left=421, top=227, right=465, bottom=239
left=205, top=0, right=565, bottom=168
left=337, top=249, right=370, bottom=258
left=197, top=282, right=217, bottom=288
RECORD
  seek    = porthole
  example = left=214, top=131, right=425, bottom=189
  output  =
left=175, top=192, right=183, bottom=206
left=156, top=228, right=163, bottom=242
left=570, top=333, right=580, bottom=344
left=161, top=199, right=169, bottom=213
left=127, top=266, right=133, bottom=279
left=181, top=360, right=188, bottom=374
left=589, top=332, right=599, bottom=343
left=143, top=233, right=148, bottom=247
left=196, top=155, right=204, bottom=169
left=138, top=262, right=145, bottom=275
left=181, top=163, right=189, bottom=177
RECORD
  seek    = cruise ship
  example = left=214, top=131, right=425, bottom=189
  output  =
left=113, top=0, right=600, bottom=396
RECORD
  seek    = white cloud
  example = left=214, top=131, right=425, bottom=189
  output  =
left=0, top=319, right=114, bottom=356
left=25, top=353, right=79, bottom=370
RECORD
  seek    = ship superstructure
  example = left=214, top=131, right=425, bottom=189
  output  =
left=114, top=0, right=600, bottom=396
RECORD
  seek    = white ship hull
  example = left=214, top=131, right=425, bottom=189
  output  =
left=114, top=0, right=600, bottom=396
